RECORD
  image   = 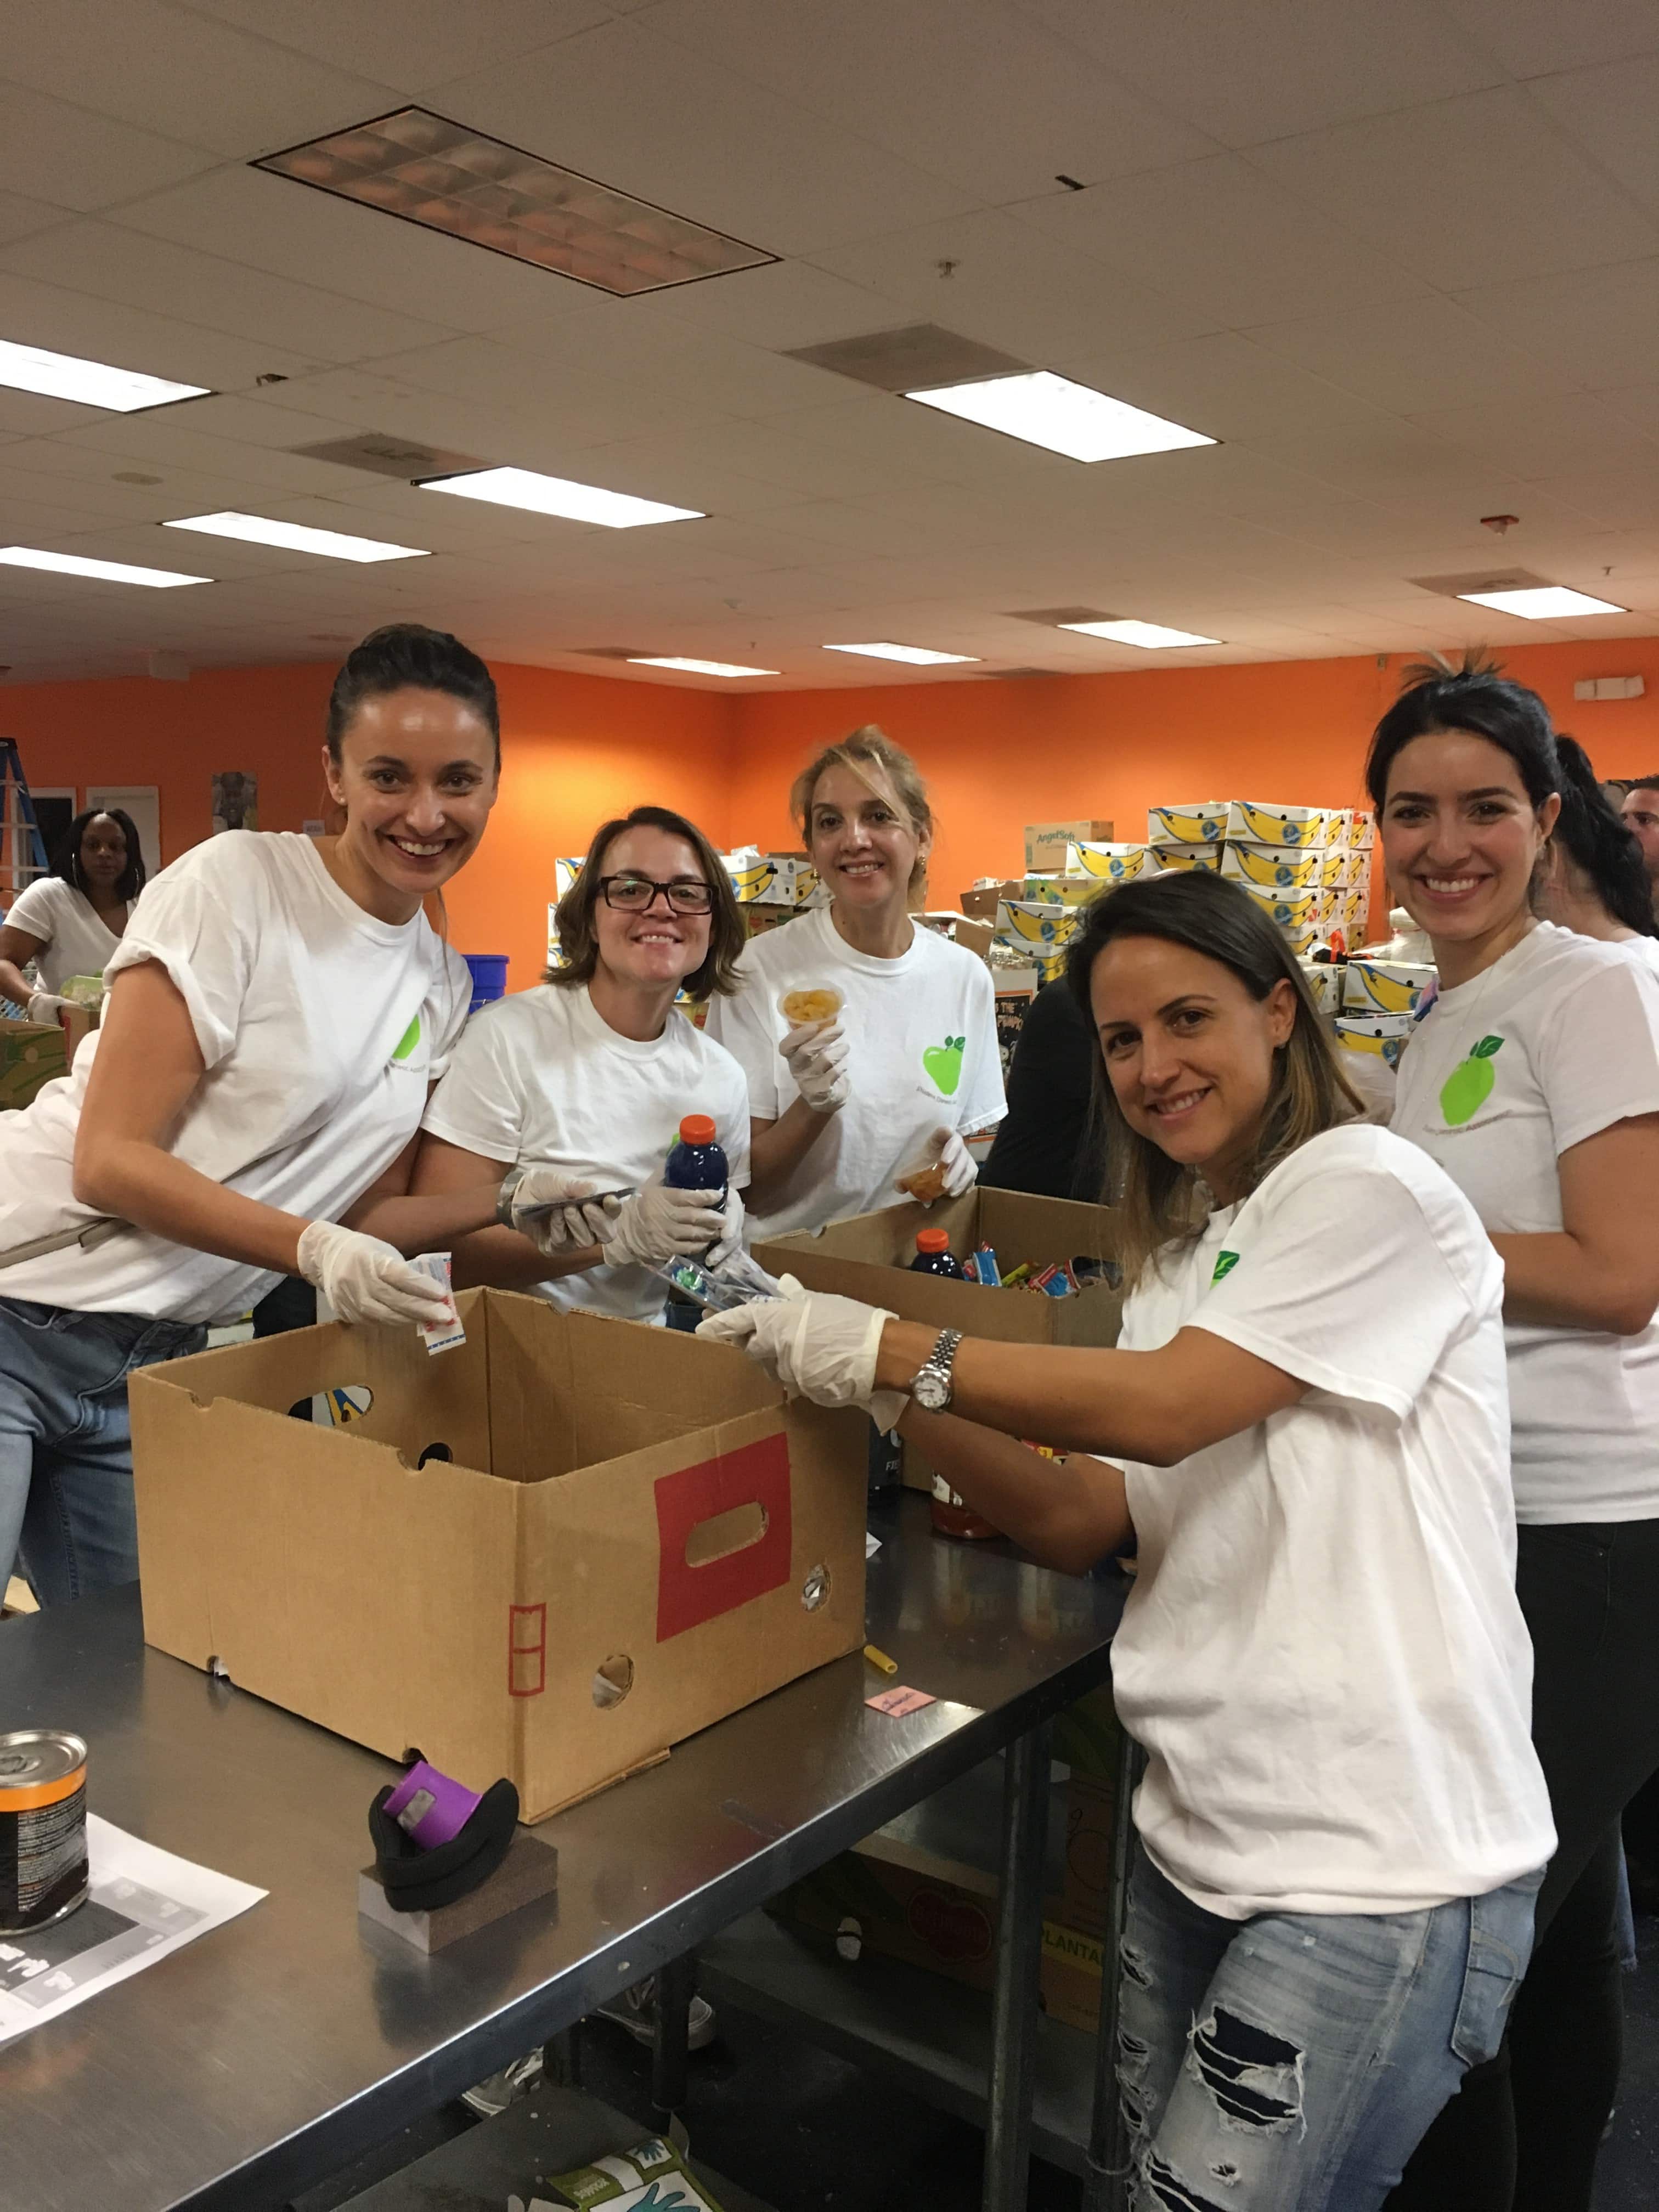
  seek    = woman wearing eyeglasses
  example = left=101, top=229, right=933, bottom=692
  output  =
left=409, top=805, right=752, bottom=1322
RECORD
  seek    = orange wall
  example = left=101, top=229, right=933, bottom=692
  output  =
left=0, top=660, right=736, bottom=989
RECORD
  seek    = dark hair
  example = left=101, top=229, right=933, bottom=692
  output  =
left=546, top=806, right=746, bottom=1000
left=1365, top=650, right=1559, bottom=814
left=325, top=624, right=500, bottom=769
left=1065, top=870, right=1362, bottom=1285
left=1549, top=735, right=1657, bottom=935
left=52, top=807, right=145, bottom=902
left=1624, top=774, right=1659, bottom=799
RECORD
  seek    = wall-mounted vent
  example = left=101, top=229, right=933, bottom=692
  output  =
left=784, top=325, right=1031, bottom=393
left=293, top=432, right=484, bottom=480
left=256, top=108, right=775, bottom=297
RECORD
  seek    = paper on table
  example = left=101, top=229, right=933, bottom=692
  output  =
left=0, top=1814, right=266, bottom=2045
left=865, top=1530, right=881, bottom=1559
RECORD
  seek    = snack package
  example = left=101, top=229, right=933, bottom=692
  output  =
left=895, top=1159, right=949, bottom=1205
left=535, top=2135, right=726, bottom=2211
left=410, top=1252, right=465, bottom=1355
left=656, top=1248, right=783, bottom=1312
left=778, top=985, right=844, bottom=1026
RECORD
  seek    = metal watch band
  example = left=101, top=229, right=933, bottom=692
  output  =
left=910, top=1327, right=964, bottom=1407
left=495, top=1165, right=525, bottom=1228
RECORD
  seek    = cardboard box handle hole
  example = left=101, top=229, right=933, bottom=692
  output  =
left=684, top=1499, right=767, bottom=1568
left=592, top=1655, right=634, bottom=1708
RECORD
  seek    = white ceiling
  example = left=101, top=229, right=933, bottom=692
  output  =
left=3, top=0, right=1659, bottom=689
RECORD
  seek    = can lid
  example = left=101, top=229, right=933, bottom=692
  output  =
left=679, top=1114, right=717, bottom=1146
left=0, top=1730, right=87, bottom=1791
left=916, top=1228, right=950, bottom=1254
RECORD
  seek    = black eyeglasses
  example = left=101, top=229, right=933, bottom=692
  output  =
left=597, top=873, right=714, bottom=915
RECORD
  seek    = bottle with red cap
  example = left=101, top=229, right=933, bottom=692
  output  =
left=910, top=1227, right=967, bottom=1280
left=664, top=1113, right=729, bottom=1217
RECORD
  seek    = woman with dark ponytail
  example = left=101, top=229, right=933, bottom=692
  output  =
left=1536, top=732, right=1659, bottom=957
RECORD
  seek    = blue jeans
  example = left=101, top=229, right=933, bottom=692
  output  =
left=1118, top=1843, right=1544, bottom=2212
left=0, top=1296, right=205, bottom=1606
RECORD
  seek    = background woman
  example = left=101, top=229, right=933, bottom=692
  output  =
left=0, top=805, right=145, bottom=1019
left=1373, top=661, right=1659, bottom=2212
left=1533, top=732, right=1659, bottom=970
left=706, top=725, right=1003, bottom=1240
left=0, top=624, right=516, bottom=1605
left=702, top=870, right=1553, bottom=2212
left=410, top=804, right=751, bottom=1323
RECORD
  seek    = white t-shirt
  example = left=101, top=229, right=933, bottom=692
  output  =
left=422, top=982, right=752, bottom=1323
left=1392, top=922, right=1659, bottom=1523
left=1616, top=930, right=1659, bottom=980
left=3, top=875, right=134, bottom=992
left=0, top=832, right=471, bottom=1324
left=704, top=907, right=1005, bottom=1240
left=1112, top=1122, right=1554, bottom=1921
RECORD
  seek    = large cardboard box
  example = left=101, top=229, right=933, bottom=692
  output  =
left=1025, top=819, right=1113, bottom=872
left=0, top=1020, right=68, bottom=1110
left=128, top=1293, right=867, bottom=1820
left=959, top=878, right=1026, bottom=924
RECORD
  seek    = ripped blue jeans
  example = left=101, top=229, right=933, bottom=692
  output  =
left=1118, top=1843, right=1544, bottom=2212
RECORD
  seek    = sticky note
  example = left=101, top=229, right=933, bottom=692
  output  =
left=866, top=1685, right=936, bottom=1718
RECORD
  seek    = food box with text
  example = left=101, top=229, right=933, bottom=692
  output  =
left=129, top=1294, right=866, bottom=1821
left=1025, top=818, right=1113, bottom=872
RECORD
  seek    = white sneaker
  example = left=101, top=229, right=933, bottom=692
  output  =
left=594, top=1976, right=716, bottom=2051
left=460, top=2047, right=543, bottom=2118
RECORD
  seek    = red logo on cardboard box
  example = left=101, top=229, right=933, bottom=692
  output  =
left=507, top=1602, right=546, bottom=1697
left=906, top=1886, right=993, bottom=1963
left=654, top=1433, right=793, bottom=1643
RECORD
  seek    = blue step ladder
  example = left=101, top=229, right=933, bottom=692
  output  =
left=1, top=740, right=50, bottom=1019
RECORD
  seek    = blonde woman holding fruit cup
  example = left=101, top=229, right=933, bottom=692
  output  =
left=1373, top=658, right=1659, bottom=2212
left=705, top=726, right=1003, bottom=1239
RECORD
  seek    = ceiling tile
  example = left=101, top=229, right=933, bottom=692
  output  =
left=173, top=0, right=607, bottom=94
left=0, top=269, right=325, bottom=388
left=1455, top=257, right=1659, bottom=391
left=1439, top=0, right=1659, bottom=77
left=1244, top=292, right=1578, bottom=414
left=1052, top=330, right=1389, bottom=441
left=1527, top=57, right=1659, bottom=218
left=0, top=191, right=76, bottom=248
left=631, top=260, right=920, bottom=356
left=1252, top=87, right=1659, bottom=291
left=1404, top=392, right=1659, bottom=478
left=0, top=81, right=216, bottom=210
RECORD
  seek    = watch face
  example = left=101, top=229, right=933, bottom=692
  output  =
left=913, top=1367, right=951, bottom=1412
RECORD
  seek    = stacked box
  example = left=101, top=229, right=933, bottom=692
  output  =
left=760, top=854, right=830, bottom=909
left=1023, top=873, right=1104, bottom=908
left=0, top=1021, right=68, bottom=1111
left=1224, top=800, right=1331, bottom=849
left=1066, top=840, right=1153, bottom=885
left=1148, top=844, right=1221, bottom=872
left=1026, top=818, right=1114, bottom=871
left=995, top=898, right=1081, bottom=967
left=1222, top=840, right=1322, bottom=893
left=1342, top=958, right=1436, bottom=1017
left=1147, top=802, right=1228, bottom=849
left=721, top=851, right=780, bottom=904
left=1335, top=1012, right=1414, bottom=1068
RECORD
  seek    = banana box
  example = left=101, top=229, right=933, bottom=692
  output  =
left=1342, top=958, right=1436, bottom=1016
left=1148, top=843, right=1222, bottom=872
left=1147, top=802, right=1228, bottom=847
left=1024, top=872, right=1105, bottom=907
left=1221, top=839, right=1323, bottom=893
left=1349, top=812, right=1377, bottom=851
left=1283, top=918, right=1329, bottom=957
left=1335, top=1012, right=1414, bottom=1069
left=1237, top=882, right=1324, bottom=932
left=1224, top=800, right=1331, bottom=849
left=995, top=899, right=1081, bottom=955
left=1067, top=840, right=1152, bottom=884
left=1297, top=960, right=1343, bottom=1014
left=1316, top=845, right=1351, bottom=889
left=723, top=850, right=780, bottom=904
left=554, top=856, right=584, bottom=899
left=763, top=854, right=829, bottom=907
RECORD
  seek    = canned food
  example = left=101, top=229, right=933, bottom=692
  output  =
left=0, top=1730, right=89, bottom=1934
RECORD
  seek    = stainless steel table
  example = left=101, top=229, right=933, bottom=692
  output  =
left=0, top=1493, right=1122, bottom=2212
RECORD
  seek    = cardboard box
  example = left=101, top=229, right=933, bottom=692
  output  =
left=995, top=899, right=1080, bottom=957
left=1342, top=958, right=1436, bottom=1016
left=1052, top=1680, right=1122, bottom=1783
left=1147, top=843, right=1221, bottom=872
left=0, top=1020, right=69, bottom=1110
left=1023, top=872, right=1107, bottom=907
left=1041, top=1921, right=1105, bottom=2033
left=1147, top=802, right=1227, bottom=847
left=128, top=1294, right=867, bottom=1820
left=1062, top=1773, right=1118, bottom=1939
left=1236, top=882, right=1324, bottom=932
left=1221, top=839, right=1322, bottom=893
left=960, top=878, right=1026, bottom=924
left=1335, top=1012, right=1413, bottom=1068
left=1025, top=819, right=1113, bottom=872
left=721, top=850, right=780, bottom=904
left=761, top=853, right=830, bottom=908
left=1223, top=800, right=1331, bottom=850
left=1065, top=840, right=1152, bottom=885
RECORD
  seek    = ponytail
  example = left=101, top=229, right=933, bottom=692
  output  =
left=1551, top=735, right=1657, bottom=936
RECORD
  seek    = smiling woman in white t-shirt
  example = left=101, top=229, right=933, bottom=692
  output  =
left=0, top=805, right=145, bottom=1017
left=0, top=625, right=535, bottom=1609
left=1371, top=660, right=1659, bottom=2212
left=704, top=726, right=1003, bottom=1240
left=411, top=805, right=752, bottom=1322
left=702, top=870, right=1553, bottom=2212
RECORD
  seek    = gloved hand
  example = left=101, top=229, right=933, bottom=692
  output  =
left=607, top=1184, right=727, bottom=1268
left=780, top=1019, right=849, bottom=1115
left=697, top=1275, right=907, bottom=1429
left=497, top=1165, right=625, bottom=1255
left=296, top=1219, right=457, bottom=1328
left=935, top=1127, right=978, bottom=1198
left=27, top=990, right=71, bottom=1026
left=708, top=1183, right=748, bottom=1269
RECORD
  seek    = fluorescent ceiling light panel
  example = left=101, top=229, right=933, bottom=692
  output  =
left=628, top=657, right=777, bottom=678
left=905, top=371, right=1215, bottom=464
left=1455, top=584, right=1626, bottom=619
left=256, top=107, right=774, bottom=297
left=420, top=466, right=702, bottom=530
left=823, top=641, right=979, bottom=665
left=0, top=337, right=209, bottom=413
left=0, top=546, right=210, bottom=588
left=1060, top=619, right=1222, bottom=649
left=162, top=511, right=427, bottom=562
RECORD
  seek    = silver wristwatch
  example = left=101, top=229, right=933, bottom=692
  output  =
left=908, top=1328, right=964, bottom=1414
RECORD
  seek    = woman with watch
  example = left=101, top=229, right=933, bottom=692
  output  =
left=701, top=868, right=1553, bottom=2212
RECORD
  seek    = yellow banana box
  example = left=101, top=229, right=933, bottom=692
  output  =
left=1349, top=813, right=1377, bottom=851
left=1221, top=839, right=1323, bottom=892
left=1224, top=800, right=1332, bottom=849
left=554, top=856, right=584, bottom=899
left=1297, top=960, right=1343, bottom=1013
left=722, top=851, right=780, bottom=904
left=1025, top=872, right=1107, bottom=907
left=995, top=899, right=1082, bottom=953
left=1236, top=881, right=1324, bottom=930
left=1342, top=958, right=1436, bottom=1015
left=1282, top=918, right=1329, bottom=957
left=763, top=854, right=830, bottom=907
left=1335, top=1012, right=1415, bottom=1069
left=1066, top=840, right=1153, bottom=884
left=1148, top=843, right=1222, bottom=872
left=1147, top=802, right=1228, bottom=846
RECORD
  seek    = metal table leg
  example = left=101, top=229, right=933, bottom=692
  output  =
left=982, top=1718, right=1052, bottom=2212
left=1083, top=1719, right=1140, bottom=2212
left=652, top=1949, right=696, bottom=2126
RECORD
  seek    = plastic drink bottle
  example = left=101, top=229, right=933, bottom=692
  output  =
left=664, top=1115, right=729, bottom=1209
left=910, top=1228, right=967, bottom=1280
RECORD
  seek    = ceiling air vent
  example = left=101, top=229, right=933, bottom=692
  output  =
left=1408, top=568, right=1553, bottom=599
left=256, top=108, right=775, bottom=297
left=1007, top=606, right=1115, bottom=627
left=973, top=666, right=1062, bottom=679
left=784, top=325, right=1031, bottom=393
left=571, top=646, right=656, bottom=661
left=294, top=433, right=483, bottom=480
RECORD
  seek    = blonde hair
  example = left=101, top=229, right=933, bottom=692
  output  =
left=789, top=725, right=933, bottom=899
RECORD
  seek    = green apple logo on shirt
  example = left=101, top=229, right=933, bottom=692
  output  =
left=392, top=1014, right=422, bottom=1062
left=1440, top=1035, right=1504, bottom=1125
left=1211, top=1250, right=1240, bottom=1284
left=923, top=1035, right=966, bottom=1095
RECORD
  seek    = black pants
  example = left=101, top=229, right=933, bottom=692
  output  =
left=1388, top=1517, right=1659, bottom=2212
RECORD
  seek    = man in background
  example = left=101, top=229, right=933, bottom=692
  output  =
left=1620, top=777, right=1659, bottom=921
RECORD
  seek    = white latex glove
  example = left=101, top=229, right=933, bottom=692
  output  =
left=297, top=1219, right=457, bottom=1328
left=708, top=1183, right=748, bottom=1269
left=607, top=1184, right=727, bottom=1268
left=935, top=1127, right=978, bottom=1198
left=498, top=1165, right=625, bottom=1254
left=26, top=990, right=70, bottom=1026
left=697, top=1275, right=907, bottom=1429
left=780, top=1019, right=850, bottom=1115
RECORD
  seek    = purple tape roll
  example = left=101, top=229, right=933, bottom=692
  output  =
left=383, top=1759, right=483, bottom=1850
